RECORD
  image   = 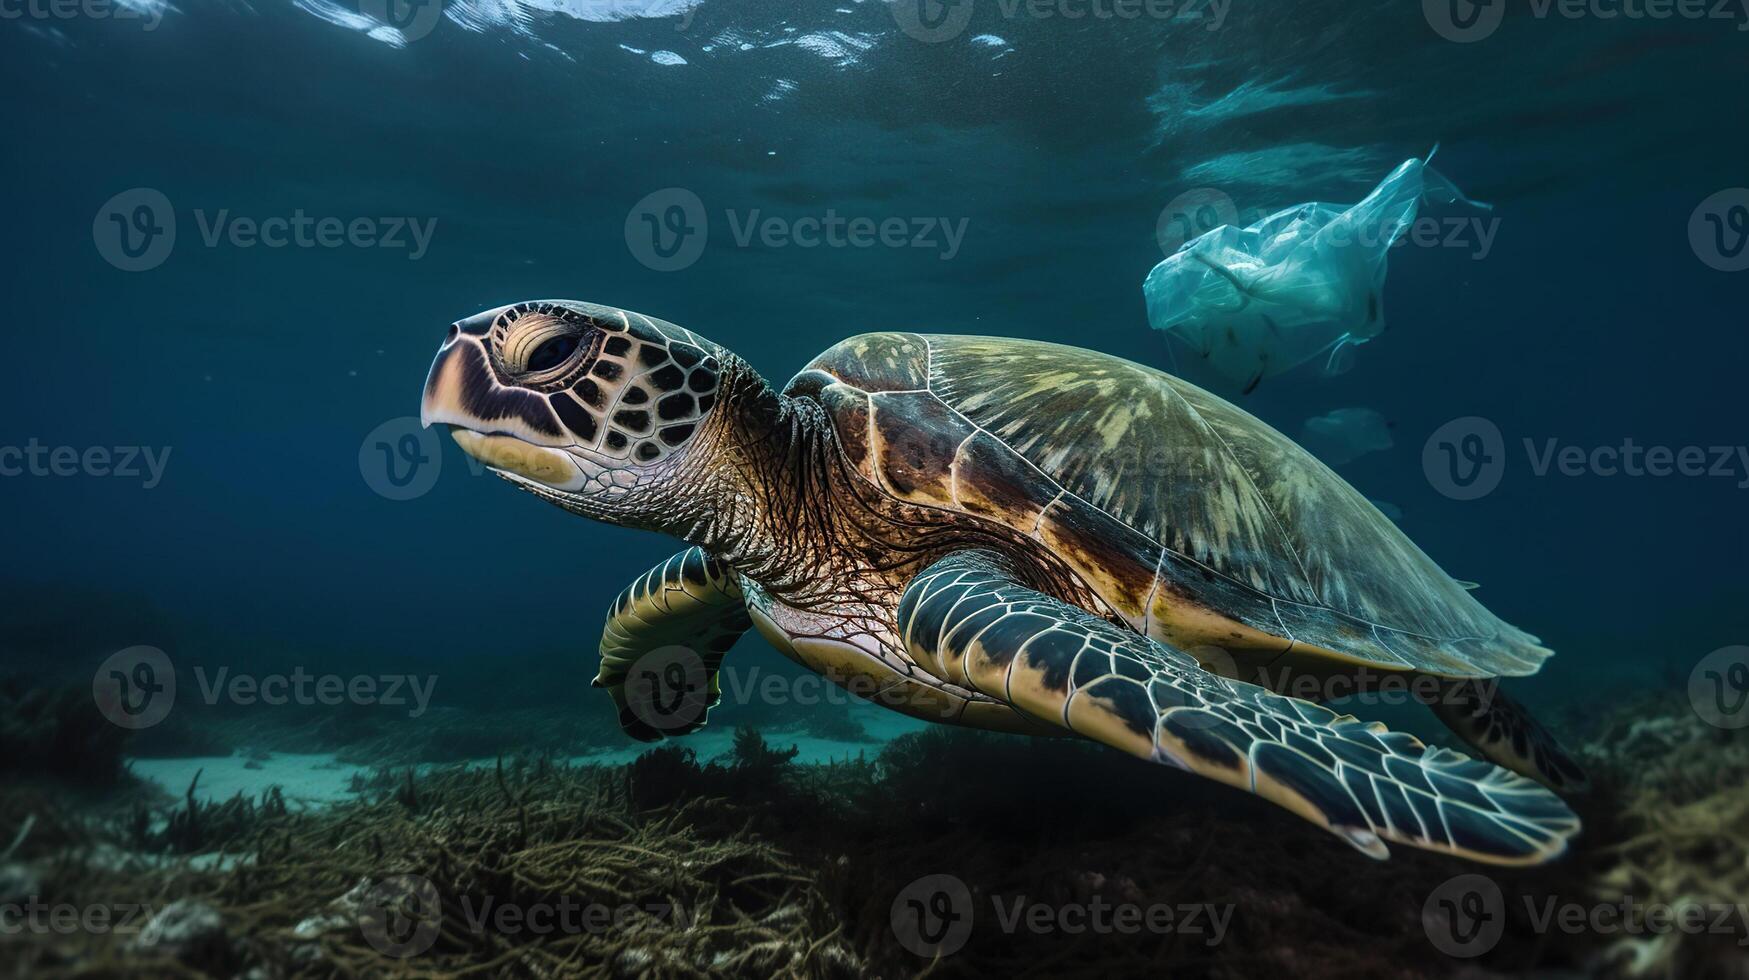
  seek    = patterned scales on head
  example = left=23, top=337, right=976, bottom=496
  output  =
left=433, top=301, right=722, bottom=470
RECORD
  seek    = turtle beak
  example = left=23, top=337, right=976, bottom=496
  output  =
left=420, top=308, right=589, bottom=491
left=419, top=307, right=502, bottom=431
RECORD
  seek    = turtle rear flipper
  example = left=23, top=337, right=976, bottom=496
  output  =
left=1424, top=679, right=1590, bottom=794
left=898, top=551, right=1581, bottom=866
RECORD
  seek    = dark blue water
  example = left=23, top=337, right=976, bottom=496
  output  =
left=3, top=0, right=1746, bottom=709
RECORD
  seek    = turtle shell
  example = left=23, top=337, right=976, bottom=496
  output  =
left=784, top=332, right=1550, bottom=680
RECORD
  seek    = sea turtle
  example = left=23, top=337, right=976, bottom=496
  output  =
left=420, top=299, right=1586, bottom=865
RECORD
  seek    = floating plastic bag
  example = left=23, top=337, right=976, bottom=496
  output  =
left=1143, top=150, right=1489, bottom=392
left=1298, top=407, right=1394, bottom=465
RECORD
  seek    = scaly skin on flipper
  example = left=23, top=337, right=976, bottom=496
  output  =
left=595, top=547, right=751, bottom=741
left=1425, top=679, right=1590, bottom=794
left=897, top=550, right=1581, bottom=865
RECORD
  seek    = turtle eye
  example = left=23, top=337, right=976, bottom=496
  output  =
left=527, top=334, right=580, bottom=373
left=487, top=305, right=606, bottom=394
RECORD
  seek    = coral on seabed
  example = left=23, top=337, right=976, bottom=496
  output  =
left=1575, top=695, right=1749, bottom=980
left=0, top=741, right=860, bottom=979
left=2, top=700, right=1746, bottom=979
left=0, top=678, right=129, bottom=786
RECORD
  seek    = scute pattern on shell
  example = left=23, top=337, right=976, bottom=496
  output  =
left=786, top=332, right=1552, bottom=678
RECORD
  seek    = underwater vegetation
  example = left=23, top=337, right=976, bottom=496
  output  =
left=2, top=737, right=856, bottom=979
left=0, top=677, right=131, bottom=787
left=1, top=699, right=1743, bottom=979
left=1575, top=696, right=1749, bottom=979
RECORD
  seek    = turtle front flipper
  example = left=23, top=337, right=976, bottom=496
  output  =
left=596, top=547, right=751, bottom=741
left=897, top=551, right=1581, bottom=865
left=1424, top=679, right=1590, bottom=795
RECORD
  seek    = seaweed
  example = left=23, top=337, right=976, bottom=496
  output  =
left=2, top=756, right=859, bottom=978
left=624, top=727, right=801, bottom=816
left=3, top=701, right=1745, bottom=978
left=0, top=677, right=130, bottom=787
left=155, top=770, right=291, bottom=855
left=1574, top=697, right=1749, bottom=978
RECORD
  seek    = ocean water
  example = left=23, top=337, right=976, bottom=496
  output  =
left=3, top=1, right=1748, bottom=977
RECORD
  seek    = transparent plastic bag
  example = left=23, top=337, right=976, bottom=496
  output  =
left=1143, top=150, right=1488, bottom=392
left=1298, top=407, right=1394, bottom=465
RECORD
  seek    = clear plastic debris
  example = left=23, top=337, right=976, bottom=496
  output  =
left=1143, top=150, right=1489, bottom=392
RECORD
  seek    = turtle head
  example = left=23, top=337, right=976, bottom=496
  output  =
left=420, top=300, right=735, bottom=527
